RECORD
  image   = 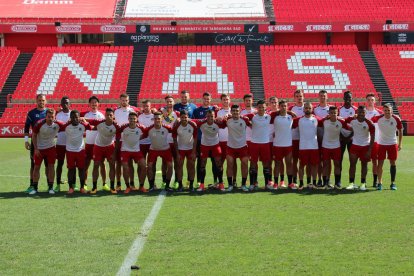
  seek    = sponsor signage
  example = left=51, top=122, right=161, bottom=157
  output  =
left=115, top=25, right=177, bottom=46
left=150, top=25, right=244, bottom=33
left=195, top=33, right=273, bottom=45
left=389, top=32, right=414, bottom=44
left=0, top=124, right=31, bottom=138
left=0, top=24, right=135, bottom=33
left=11, top=24, right=37, bottom=32
left=56, top=24, right=81, bottom=33
left=100, top=25, right=126, bottom=33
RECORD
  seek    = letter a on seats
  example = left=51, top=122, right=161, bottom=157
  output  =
left=162, top=52, right=234, bottom=94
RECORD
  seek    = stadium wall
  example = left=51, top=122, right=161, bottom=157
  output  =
left=5, top=34, right=57, bottom=52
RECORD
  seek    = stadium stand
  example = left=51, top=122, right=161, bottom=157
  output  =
left=373, top=44, right=414, bottom=121
left=272, top=0, right=414, bottom=22
left=260, top=45, right=377, bottom=100
left=11, top=46, right=133, bottom=101
left=139, top=45, right=250, bottom=101
left=0, top=47, right=19, bottom=91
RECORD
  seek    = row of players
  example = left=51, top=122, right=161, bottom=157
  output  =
left=24, top=90, right=403, bottom=195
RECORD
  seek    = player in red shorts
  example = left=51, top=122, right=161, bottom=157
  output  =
left=289, top=89, right=305, bottom=185
left=240, top=94, right=256, bottom=172
left=292, top=102, right=321, bottom=190
left=266, top=96, right=278, bottom=186
left=82, top=96, right=106, bottom=189
left=116, top=112, right=148, bottom=194
left=172, top=110, right=198, bottom=191
left=146, top=112, right=174, bottom=192
left=192, top=110, right=225, bottom=192
left=54, top=96, right=71, bottom=192
left=138, top=100, right=154, bottom=158
left=61, top=110, right=92, bottom=194
left=318, top=106, right=351, bottom=189
left=365, top=93, right=383, bottom=188
left=270, top=100, right=296, bottom=189
left=244, top=100, right=273, bottom=191
left=219, top=104, right=251, bottom=192
left=345, top=106, right=375, bottom=191
left=371, top=103, right=403, bottom=191
left=87, top=108, right=120, bottom=194
left=30, top=109, right=65, bottom=195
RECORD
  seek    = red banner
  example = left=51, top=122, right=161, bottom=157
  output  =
left=0, top=0, right=117, bottom=19
left=0, top=24, right=136, bottom=33
left=0, top=124, right=30, bottom=138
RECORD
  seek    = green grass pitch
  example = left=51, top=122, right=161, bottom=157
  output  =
left=0, top=138, right=413, bottom=275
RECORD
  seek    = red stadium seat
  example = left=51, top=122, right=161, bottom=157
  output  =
left=0, top=47, right=20, bottom=91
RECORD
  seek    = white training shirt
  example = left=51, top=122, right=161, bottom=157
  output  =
left=240, top=108, right=256, bottom=142
left=147, top=125, right=171, bottom=151
left=246, top=113, right=272, bottom=144
left=83, top=110, right=105, bottom=145
left=339, top=105, right=357, bottom=119
left=194, top=120, right=220, bottom=146
left=346, top=118, right=375, bottom=146
left=217, top=108, right=231, bottom=142
left=90, top=120, right=119, bottom=147
left=289, top=105, right=304, bottom=140
left=223, top=117, right=251, bottom=149
left=118, top=124, right=147, bottom=152
left=138, top=112, right=154, bottom=145
left=114, top=106, right=137, bottom=125
left=270, top=113, right=294, bottom=147
left=293, top=116, right=319, bottom=150
left=365, top=108, right=382, bottom=142
left=162, top=109, right=179, bottom=144
left=33, top=120, right=64, bottom=150
left=63, top=122, right=91, bottom=152
left=172, top=121, right=198, bottom=150
left=371, top=115, right=403, bottom=145
left=313, top=104, right=330, bottom=118
left=319, top=118, right=348, bottom=149
left=55, top=111, right=71, bottom=146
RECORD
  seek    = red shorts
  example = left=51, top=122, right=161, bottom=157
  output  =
left=66, top=150, right=86, bottom=169
left=219, top=141, right=227, bottom=160
left=140, top=144, right=150, bottom=157
left=85, top=144, right=94, bottom=160
left=321, top=147, right=341, bottom=161
left=55, top=145, right=66, bottom=161
left=169, top=143, right=177, bottom=158
left=178, top=149, right=194, bottom=160
left=246, top=141, right=252, bottom=155
left=299, top=149, right=320, bottom=165
left=272, top=146, right=292, bottom=161
left=350, top=144, right=371, bottom=162
left=93, top=144, right=115, bottom=162
left=226, top=146, right=249, bottom=159
left=34, top=146, right=56, bottom=166
left=378, top=144, right=398, bottom=161
left=371, top=142, right=379, bottom=160
left=200, top=144, right=222, bottom=158
left=148, top=149, right=173, bottom=163
left=292, top=140, right=300, bottom=158
left=121, top=151, right=144, bottom=163
left=116, top=141, right=122, bottom=162
left=249, top=142, right=271, bottom=163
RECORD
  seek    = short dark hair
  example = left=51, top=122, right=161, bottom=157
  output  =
left=358, top=105, right=366, bottom=111
left=294, top=89, right=303, bottom=96
left=269, top=96, right=277, bottom=102
left=180, top=110, right=189, bottom=116
left=105, top=108, right=114, bottom=113
left=231, top=104, right=240, bottom=110
left=46, top=108, right=55, bottom=115
left=256, top=99, right=265, bottom=105
left=344, top=90, right=352, bottom=96
left=383, top=103, right=393, bottom=109
left=366, top=93, right=376, bottom=99
left=319, top=90, right=327, bottom=94
left=141, top=99, right=151, bottom=105
left=61, top=96, right=69, bottom=102
left=329, top=106, right=338, bottom=111
left=206, top=109, right=215, bottom=115
left=220, top=93, right=229, bottom=100
left=153, top=111, right=162, bottom=117
left=243, top=94, right=253, bottom=100
left=36, top=94, right=46, bottom=100
left=89, top=96, right=99, bottom=103
left=120, top=93, right=129, bottom=99
left=129, top=112, right=138, bottom=117
left=278, top=100, right=287, bottom=105
left=70, top=110, right=80, bottom=116
left=203, top=92, right=211, bottom=97
left=164, top=95, right=174, bottom=100
left=181, top=90, right=189, bottom=95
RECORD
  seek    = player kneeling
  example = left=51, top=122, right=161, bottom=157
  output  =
left=62, top=110, right=91, bottom=194
left=117, top=112, right=148, bottom=194
left=172, top=110, right=197, bottom=191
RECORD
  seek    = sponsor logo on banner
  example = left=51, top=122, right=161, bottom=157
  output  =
left=306, top=25, right=332, bottom=32
left=56, top=25, right=81, bottom=33
left=23, top=0, right=73, bottom=4
left=215, top=34, right=271, bottom=44
left=206, top=3, right=257, bottom=9
left=344, top=24, right=370, bottom=31
left=100, top=25, right=126, bottom=33
left=268, top=25, right=294, bottom=32
left=131, top=34, right=160, bottom=43
left=244, top=24, right=258, bottom=33
left=0, top=124, right=31, bottom=137
left=383, top=24, right=409, bottom=31
left=11, top=25, right=37, bottom=33
left=140, top=25, right=147, bottom=33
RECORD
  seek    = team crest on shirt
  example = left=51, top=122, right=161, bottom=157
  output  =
left=336, top=124, right=339, bottom=128
left=79, top=127, right=82, bottom=131
left=212, top=128, right=216, bottom=131
left=188, top=129, right=191, bottom=133
left=239, top=123, right=242, bottom=126
left=161, top=131, right=164, bottom=135
left=110, top=129, right=113, bottom=133
left=136, top=131, right=139, bottom=135
left=53, top=126, right=57, bottom=130
left=390, top=122, right=394, bottom=125
left=363, top=126, right=366, bottom=129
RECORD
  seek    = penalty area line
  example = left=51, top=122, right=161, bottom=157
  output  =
left=116, top=190, right=167, bottom=276
left=0, top=174, right=28, bottom=178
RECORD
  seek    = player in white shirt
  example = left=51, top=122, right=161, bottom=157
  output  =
left=30, top=109, right=65, bottom=195
left=318, top=106, right=350, bottom=189
left=114, top=93, right=138, bottom=191
left=240, top=94, right=256, bottom=152
left=172, top=110, right=198, bottom=191
left=193, top=110, right=225, bottom=192
left=345, top=106, right=375, bottom=191
left=339, top=91, right=358, bottom=164
left=313, top=90, right=330, bottom=187
left=217, top=93, right=237, bottom=186
left=289, top=89, right=305, bottom=185
left=82, top=96, right=106, bottom=190
left=146, top=112, right=174, bottom=192
left=292, top=102, right=320, bottom=190
left=270, top=100, right=296, bottom=189
left=266, top=96, right=279, bottom=186
left=245, top=100, right=273, bottom=191
left=116, top=112, right=148, bottom=194
left=365, top=93, right=383, bottom=188
left=138, top=100, right=155, bottom=158
left=88, top=108, right=120, bottom=194
left=54, top=96, right=71, bottom=192
left=371, top=103, right=403, bottom=191
left=219, top=104, right=251, bottom=192
left=61, top=110, right=92, bottom=194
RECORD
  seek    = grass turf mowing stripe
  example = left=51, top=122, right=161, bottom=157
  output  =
left=116, top=190, right=167, bottom=275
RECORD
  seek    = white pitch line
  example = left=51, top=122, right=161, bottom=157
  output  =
left=0, top=174, right=28, bottom=178
left=116, top=190, right=167, bottom=276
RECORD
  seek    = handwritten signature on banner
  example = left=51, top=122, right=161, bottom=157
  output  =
left=215, top=34, right=270, bottom=44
